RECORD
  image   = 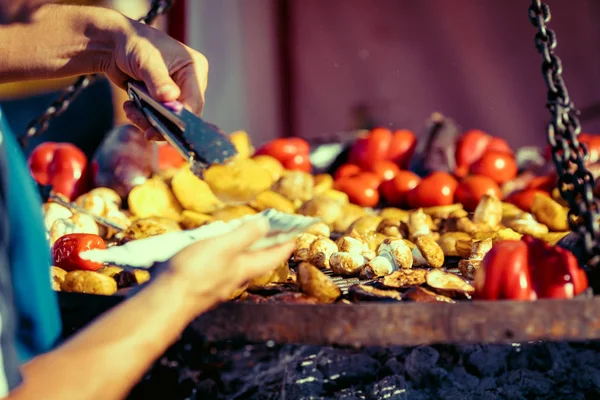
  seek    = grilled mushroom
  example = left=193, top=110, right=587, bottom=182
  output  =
left=437, top=232, right=472, bottom=257
left=308, top=237, right=338, bottom=269
left=504, top=212, right=549, bottom=237
left=293, top=233, right=318, bottom=262
left=336, top=236, right=369, bottom=255
left=306, top=222, right=331, bottom=238
left=348, top=284, right=402, bottom=302
left=412, top=236, right=444, bottom=268
left=376, top=218, right=404, bottom=238
left=407, top=209, right=431, bottom=239
left=426, top=269, right=474, bottom=298
left=360, top=255, right=395, bottom=279
left=458, top=238, right=493, bottom=280
left=472, top=194, right=502, bottom=228
left=329, top=252, right=368, bottom=277
left=379, top=269, right=428, bottom=289
left=403, top=286, right=455, bottom=303
left=377, top=238, right=413, bottom=269
left=297, top=262, right=341, bottom=303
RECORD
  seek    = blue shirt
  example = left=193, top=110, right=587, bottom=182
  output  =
left=0, top=109, right=61, bottom=362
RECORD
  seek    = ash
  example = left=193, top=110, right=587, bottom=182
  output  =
left=128, top=333, right=600, bottom=399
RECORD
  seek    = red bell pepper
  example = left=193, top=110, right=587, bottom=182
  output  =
left=52, top=233, right=106, bottom=272
left=28, top=142, right=90, bottom=201
left=254, top=138, right=312, bottom=172
left=475, top=236, right=587, bottom=301
left=454, top=130, right=513, bottom=178
left=349, top=128, right=417, bottom=170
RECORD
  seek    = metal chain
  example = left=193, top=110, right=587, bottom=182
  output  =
left=529, top=0, right=600, bottom=268
left=19, top=0, right=174, bottom=148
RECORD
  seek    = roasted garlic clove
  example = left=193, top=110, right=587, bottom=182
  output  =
left=377, top=238, right=413, bottom=269
left=293, top=233, right=318, bottom=262
left=307, top=237, right=338, bottom=269
left=472, top=194, right=502, bottom=228
left=412, top=236, right=444, bottom=268
left=329, top=252, right=368, bottom=276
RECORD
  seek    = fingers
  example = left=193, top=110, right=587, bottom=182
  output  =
left=123, top=101, right=151, bottom=130
left=138, top=50, right=181, bottom=102
left=171, top=50, right=209, bottom=115
left=218, top=218, right=271, bottom=252
left=237, top=242, right=296, bottom=278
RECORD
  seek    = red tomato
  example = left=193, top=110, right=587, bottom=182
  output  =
left=355, top=172, right=382, bottom=190
left=334, top=164, right=362, bottom=181
left=388, top=129, right=417, bottom=169
left=454, top=175, right=502, bottom=211
left=157, top=143, right=185, bottom=170
left=370, top=160, right=400, bottom=181
left=505, top=189, right=550, bottom=212
left=486, top=137, right=513, bottom=155
left=380, top=170, right=421, bottom=207
left=52, top=233, right=106, bottom=272
left=336, top=178, right=380, bottom=207
left=286, top=137, right=310, bottom=154
left=406, top=172, right=458, bottom=208
left=255, top=138, right=303, bottom=159
left=455, top=130, right=492, bottom=178
left=348, top=128, right=393, bottom=169
left=470, top=150, right=518, bottom=185
left=281, top=153, right=312, bottom=172
left=526, top=174, right=556, bottom=192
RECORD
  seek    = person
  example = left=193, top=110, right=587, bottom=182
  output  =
left=0, top=0, right=156, bottom=158
left=0, top=1, right=295, bottom=399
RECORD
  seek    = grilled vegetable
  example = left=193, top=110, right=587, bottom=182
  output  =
left=61, top=270, right=117, bottom=295
left=379, top=269, right=428, bottom=289
left=52, top=233, right=106, bottom=272
left=171, top=167, right=223, bottom=214
left=307, top=237, right=338, bottom=269
left=297, top=262, right=341, bottom=303
left=128, top=177, right=182, bottom=221
left=426, top=269, right=474, bottom=298
left=403, top=286, right=455, bottom=303
left=348, top=284, right=402, bottom=302
left=329, top=252, right=368, bottom=277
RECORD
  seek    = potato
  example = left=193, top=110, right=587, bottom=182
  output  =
left=211, top=205, right=257, bottom=222
left=229, top=130, right=254, bottom=159
left=61, top=271, right=118, bottom=295
left=118, top=217, right=181, bottom=243
left=313, top=174, right=334, bottom=194
left=252, top=155, right=284, bottom=182
left=297, top=262, right=341, bottom=303
left=128, top=177, right=182, bottom=221
left=171, top=167, right=223, bottom=213
left=272, top=170, right=314, bottom=203
left=379, top=208, right=410, bottom=222
left=531, top=193, right=569, bottom=232
left=297, top=197, right=343, bottom=226
left=319, top=189, right=349, bottom=204
left=133, top=270, right=151, bottom=285
left=248, top=261, right=290, bottom=290
left=346, top=215, right=383, bottom=236
left=180, top=210, right=214, bottom=229
left=97, top=266, right=124, bottom=278
left=204, top=158, right=274, bottom=204
left=333, top=203, right=366, bottom=233
left=249, top=190, right=295, bottom=214
left=51, top=266, right=67, bottom=291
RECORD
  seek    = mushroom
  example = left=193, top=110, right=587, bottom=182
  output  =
left=297, top=197, right=343, bottom=226
left=504, top=212, right=549, bottom=237
left=407, top=209, right=431, bottom=239
left=437, top=232, right=472, bottom=257
left=305, top=222, right=331, bottom=238
left=378, top=269, right=428, bottom=289
left=458, top=238, right=493, bottom=280
left=293, top=233, right=318, bottom=262
left=376, top=218, right=404, bottom=238
left=43, top=202, right=73, bottom=231
left=335, top=236, right=369, bottom=255
left=422, top=203, right=464, bottom=219
left=411, top=236, right=444, bottom=268
left=377, top=238, right=413, bottom=269
left=48, top=212, right=100, bottom=245
left=307, top=237, right=338, bottom=269
left=426, top=269, right=475, bottom=298
left=360, top=255, right=396, bottom=279
left=472, top=194, right=503, bottom=228
left=348, top=284, right=402, bottom=302
left=330, top=252, right=368, bottom=276
left=403, top=286, right=455, bottom=303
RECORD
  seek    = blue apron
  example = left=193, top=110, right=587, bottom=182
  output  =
left=0, top=108, right=61, bottom=361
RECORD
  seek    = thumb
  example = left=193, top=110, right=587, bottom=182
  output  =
left=137, top=51, right=181, bottom=102
left=219, top=218, right=270, bottom=252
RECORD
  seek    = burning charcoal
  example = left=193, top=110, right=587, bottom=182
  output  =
left=347, top=284, right=402, bottom=302
left=368, top=375, right=409, bottom=399
left=446, top=366, right=480, bottom=391
left=114, top=270, right=137, bottom=289
left=465, top=345, right=511, bottom=377
left=496, top=370, right=553, bottom=398
left=284, top=369, right=325, bottom=398
left=405, top=346, right=443, bottom=387
left=383, top=358, right=405, bottom=376
left=334, top=388, right=368, bottom=399
left=317, top=351, right=380, bottom=390
left=378, top=269, right=428, bottom=289
left=403, top=286, right=455, bottom=303
left=425, top=269, right=474, bottom=299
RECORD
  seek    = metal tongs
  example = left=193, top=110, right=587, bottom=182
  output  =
left=127, top=82, right=238, bottom=176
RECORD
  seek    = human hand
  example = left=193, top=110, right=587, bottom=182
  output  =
left=161, top=218, right=295, bottom=313
left=99, top=14, right=209, bottom=140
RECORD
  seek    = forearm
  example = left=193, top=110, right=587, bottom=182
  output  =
left=0, top=5, right=125, bottom=83
left=11, top=273, right=210, bottom=400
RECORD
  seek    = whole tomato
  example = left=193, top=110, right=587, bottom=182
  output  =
left=454, top=175, right=502, bottom=211
left=334, top=163, right=362, bottom=181
left=335, top=177, right=380, bottom=207
left=526, top=174, right=556, bottom=192
left=281, top=153, right=312, bottom=173
left=470, top=150, right=518, bottom=185
left=157, top=143, right=185, bottom=170
left=355, top=172, right=382, bottom=190
left=286, top=137, right=310, bottom=154
left=505, top=189, right=550, bottom=212
left=406, top=171, right=458, bottom=208
left=255, top=138, right=301, bottom=159
left=388, top=129, right=417, bottom=169
left=455, top=130, right=492, bottom=178
left=348, top=128, right=393, bottom=169
left=52, top=233, right=106, bottom=272
left=370, top=160, right=400, bottom=181
left=486, top=137, right=513, bottom=155
left=380, top=170, right=421, bottom=207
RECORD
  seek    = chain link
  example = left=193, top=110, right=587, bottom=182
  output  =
left=529, top=0, right=600, bottom=268
left=19, top=0, right=174, bottom=148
